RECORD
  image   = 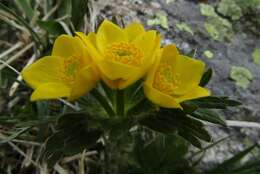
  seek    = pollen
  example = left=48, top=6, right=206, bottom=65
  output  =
left=153, top=63, right=180, bottom=95
left=105, top=42, right=144, bottom=66
left=59, top=55, right=82, bottom=86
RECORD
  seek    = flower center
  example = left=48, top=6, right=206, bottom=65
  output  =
left=153, top=63, right=180, bottom=95
left=105, top=42, right=143, bottom=66
left=59, top=56, right=82, bottom=86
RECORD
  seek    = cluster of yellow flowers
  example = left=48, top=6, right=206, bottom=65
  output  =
left=22, top=20, right=210, bottom=109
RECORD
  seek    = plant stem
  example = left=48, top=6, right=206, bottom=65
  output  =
left=116, top=90, right=125, bottom=116
left=90, top=89, right=115, bottom=117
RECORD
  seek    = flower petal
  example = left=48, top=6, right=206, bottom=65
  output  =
left=143, top=83, right=182, bottom=108
left=97, top=59, right=139, bottom=81
left=145, top=49, right=162, bottom=85
left=124, top=22, right=145, bottom=41
left=160, top=44, right=179, bottom=65
left=21, top=56, right=62, bottom=89
left=96, top=20, right=128, bottom=53
left=132, top=30, right=157, bottom=60
left=31, top=83, right=70, bottom=101
left=68, top=65, right=99, bottom=100
left=52, top=35, right=84, bottom=58
left=173, top=55, right=205, bottom=95
left=175, top=86, right=210, bottom=103
left=76, top=32, right=103, bottom=62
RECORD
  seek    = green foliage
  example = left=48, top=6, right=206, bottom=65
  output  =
left=43, top=113, right=102, bottom=166
left=230, top=66, right=253, bottom=89
left=217, top=0, right=243, bottom=20
left=199, top=68, right=213, bottom=87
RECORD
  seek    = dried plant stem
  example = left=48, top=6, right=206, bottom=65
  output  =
left=9, top=54, right=36, bottom=97
left=61, top=151, right=98, bottom=164
left=0, top=42, right=23, bottom=60
left=226, top=120, right=260, bottom=129
left=0, top=42, right=34, bottom=71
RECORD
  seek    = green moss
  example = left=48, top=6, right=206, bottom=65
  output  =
left=200, top=4, right=233, bottom=41
left=176, top=23, right=194, bottom=35
left=252, top=48, right=260, bottom=65
left=200, top=4, right=217, bottom=17
left=166, top=0, right=175, bottom=3
left=217, top=0, right=242, bottom=20
left=230, top=66, right=253, bottom=89
left=203, top=50, right=214, bottom=59
left=147, top=12, right=168, bottom=29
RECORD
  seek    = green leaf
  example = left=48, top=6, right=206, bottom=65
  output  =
left=191, top=109, right=227, bottom=127
left=43, top=112, right=102, bottom=166
left=71, top=0, right=88, bottom=29
left=230, top=66, right=253, bottom=89
left=15, top=0, right=35, bottom=20
left=179, top=130, right=202, bottom=149
left=134, top=134, right=189, bottom=172
left=199, top=68, right=213, bottom=87
left=37, top=20, right=65, bottom=36
left=183, top=96, right=241, bottom=109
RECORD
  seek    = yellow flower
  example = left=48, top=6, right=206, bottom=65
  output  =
left=22, top=35, right=99, bottom=101
left=76, top=20, right=160, bottom=89
left=144, top=44, right=210, bottom=108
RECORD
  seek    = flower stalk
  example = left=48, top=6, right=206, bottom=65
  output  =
left=116, top=89, right=125, bottom=116
left=90, top=89, right=115, bottom=117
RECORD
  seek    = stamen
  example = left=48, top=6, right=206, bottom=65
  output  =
left=153, top=63, right=180, bottom=95
left=105, top=42, right=143, bottom=66
left=59, top=56, right=82, bottom=86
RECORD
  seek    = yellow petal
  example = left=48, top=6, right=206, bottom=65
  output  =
left=143, top=83, right=182, bottom=108
left=21, top=56, right=62, bottom=89
left=52, top=35, right=83, bottom=58
left=99, top=59, right=140, bottom=80
left=160, top=44, right=179, bottom=65
left=31, top=83, right=70, bottom=101
left=96, top=20, right=128, bottom=53
left=76, top=32, right=103, bottom=62
left=173, top=55, right=205, bottom=95
left=101, top=74, right=120, bottom=89
left=68, top=65, right=99, bottom=100
left=145, top=49, right=162, bottom=85
left=132, top=30, right=157, bottom=60
left=175, top=86, right=210, bottom=103
left=118, top=51, right=158, bottom=89
left=124, top=22, right=145, bottom=41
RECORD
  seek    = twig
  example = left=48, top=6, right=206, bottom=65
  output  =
left=54, top=164, right=69, bottom=174
left=9, top=54, right=36, bottom=97
left=8, top=141, right=42, bottom=170
left=0, top=59, right=20, bottom=75
left=206, top=120, right=260, bottom=129
left=0, top=42, right=34, bottom=71
left=42, top=0, right=61, bottom=21
left=0, top=42, right=23, bottom=60
left=59, top=99, right=81, bottom=111
left=61, top=151, right=98, bottom=164
left=226, top=120, right=260, bottom=129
